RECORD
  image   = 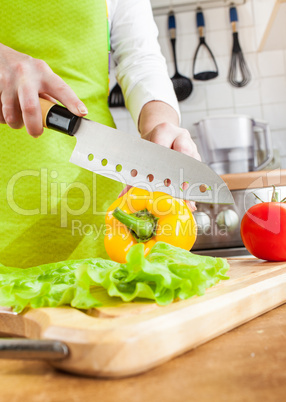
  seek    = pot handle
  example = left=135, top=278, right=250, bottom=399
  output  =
left=0, top=338, right=69, bottom=361
left=253, top=119, right=273, bottom=171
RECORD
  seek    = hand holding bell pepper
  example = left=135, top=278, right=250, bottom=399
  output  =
left=104, top=187, right=197, bottom=263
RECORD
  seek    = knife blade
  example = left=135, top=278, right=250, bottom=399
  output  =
left=40, top=99, right=233, bottom=204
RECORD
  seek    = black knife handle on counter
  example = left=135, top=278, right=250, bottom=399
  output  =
left=40, top=98, right=81, bottom=136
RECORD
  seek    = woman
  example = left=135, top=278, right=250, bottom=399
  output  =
left=0, top=0, right=199, bottom=268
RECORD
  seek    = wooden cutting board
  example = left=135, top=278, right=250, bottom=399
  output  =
left=0, top=258, right=286, bottom=378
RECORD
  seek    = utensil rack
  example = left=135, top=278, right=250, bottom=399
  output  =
left=151, top=0, right=246, bottom=16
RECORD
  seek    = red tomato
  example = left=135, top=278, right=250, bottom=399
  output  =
left=241, top=202, right=286, bottom=261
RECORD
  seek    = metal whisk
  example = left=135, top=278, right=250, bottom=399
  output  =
left=228, top=6, right=251, bottom=88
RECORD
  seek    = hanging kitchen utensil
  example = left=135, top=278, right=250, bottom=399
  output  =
left=168, top=11, right=193, bottom=101
left=193, top=9, right=218, bottom=81
left=108, top=82, right=125, bottom=108
left=228, top=5, right=251, bottom=87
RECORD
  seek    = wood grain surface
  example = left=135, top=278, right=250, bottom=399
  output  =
left=0, top=258, right=286, bottom=378
left=221, top=169, right=286, bottom=190
left=0, top=304, right=285, bottom=402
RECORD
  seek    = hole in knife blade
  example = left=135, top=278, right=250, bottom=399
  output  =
left=180, top=182, right=189, bottom=192
left=101, top=159, right=108, bottom=166
left=131, top=169, right=138, bottom=177
left=88, top=154, right=94, bottom=161
left=164, top=178, right=171, bottom=187
left=147, top=174, right=154, bottom=182
left=116, top=164, right=122, bottom=172
left=200, top=184, right=209, bottom=193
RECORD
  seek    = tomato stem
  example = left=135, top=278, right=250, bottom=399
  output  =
left=271, top=185, right=279, bottom=202
left=253, top=193, right=264, bottom=203
left=253, top=185, right=285, bottom=203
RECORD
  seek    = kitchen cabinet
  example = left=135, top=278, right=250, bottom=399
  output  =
left=253, top=0, right=286, bottom=51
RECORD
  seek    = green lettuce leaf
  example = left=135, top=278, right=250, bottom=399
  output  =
left=0, top=242, right=229, bottom=313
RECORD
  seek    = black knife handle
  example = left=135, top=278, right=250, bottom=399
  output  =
left=40, top=98, right=80, bottom=136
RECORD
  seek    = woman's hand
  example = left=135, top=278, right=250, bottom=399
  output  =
left=119, top=101, right=201, bottom=212
left=118, top=123, right=200, bottom=211
left=141, top=121, right=201, bottom=162
left=142, top=122, right=200, bottom=212
left=0, top=43, right=88, bottom=137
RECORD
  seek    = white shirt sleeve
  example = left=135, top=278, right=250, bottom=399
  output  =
left=107, top=0, right=180, bottom=128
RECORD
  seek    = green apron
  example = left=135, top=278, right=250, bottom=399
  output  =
left=0, top=0, right=123, bottom=268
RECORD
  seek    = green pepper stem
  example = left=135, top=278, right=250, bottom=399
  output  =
left=112, top=208, right=158, bottom=243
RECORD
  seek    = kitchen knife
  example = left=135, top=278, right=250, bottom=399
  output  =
left=40, top=99, right=233, bottom=204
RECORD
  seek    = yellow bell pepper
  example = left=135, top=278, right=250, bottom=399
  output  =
left=104, top=187, right=197, bottom=263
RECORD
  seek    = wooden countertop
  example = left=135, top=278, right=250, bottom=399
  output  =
left=221, top=169, right=286, bottom=190
left=0, top=303, right=285, bottom=402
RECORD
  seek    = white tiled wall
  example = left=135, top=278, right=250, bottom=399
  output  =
left=109, top=0, right=286, bottom=167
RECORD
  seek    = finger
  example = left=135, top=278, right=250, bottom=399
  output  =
left=185, top=200, right=197, bottom=212
left=1, top=91, right=24, bottom=129
left=39, top=93, right=59, bottom=104
left=42, top=73, right=88, bottom=116
left=146, top=122, right=178, bottom=148
left=118, top=185, right=132, bottom=198
left=0, top=98, right=5, bottom=123
left=172, top=134, right=201, bottom=161
left=18, top=84, right=43, bottom=137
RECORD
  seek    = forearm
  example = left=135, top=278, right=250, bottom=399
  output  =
left=110, top=0, right=180, bottom=128
left=138, top=101, right=179, bottom=136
